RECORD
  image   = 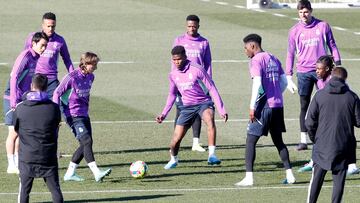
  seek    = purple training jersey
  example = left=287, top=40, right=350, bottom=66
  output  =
left=250, top=52, right=285, bottom=108
left=53, top=68, right=94, bottom=118
left=286, top=17, right=340, bottom=75
left=161, top=60, right=226, bottom=118
left=316, top=75, right=331, bottom=90
left=4, top=48, right=39, bottom=108
left=172, top=33, right=212, bottom=77
left=25, top=32, right=74, bottom=79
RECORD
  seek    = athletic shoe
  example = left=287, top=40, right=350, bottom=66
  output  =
left=64, top=173, right=85, bottom=181
left=192, top=143, right=206, bottom=152
left=234, top=177, right=253, bottom=186
left=7, top=166, right=19, bottom=174
left=296, top=143, right=308, bottom=151
left=164, top=161, right=178, bottom=170
left=208, top=156, right=221, bottom=165
left=298, top=163, right=313, bottom=172
left=347, top=167, right=360, bottom=176
left=94, top=168, right=112, bottom=182
left=282, top=178, right=296, bottom=184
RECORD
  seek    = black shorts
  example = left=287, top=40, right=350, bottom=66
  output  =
left=176, top=101, right=214, bottom=126
left=247, top=96, right=286, bottom=137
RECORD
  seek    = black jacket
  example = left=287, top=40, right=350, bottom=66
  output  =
left=13, top=92, right=61, bottom=177
left=305, top=77, right=360, bottom=171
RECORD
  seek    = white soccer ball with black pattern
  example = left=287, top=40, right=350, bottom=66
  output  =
left=130, top=160, right=148, bottom=178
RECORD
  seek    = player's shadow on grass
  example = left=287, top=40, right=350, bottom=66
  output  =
left=39, top=194, right=181, bottom=203
left=90, top=144, right=247, bottom=156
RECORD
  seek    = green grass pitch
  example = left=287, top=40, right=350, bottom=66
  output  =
left=0, top=0, right=360, bottom=202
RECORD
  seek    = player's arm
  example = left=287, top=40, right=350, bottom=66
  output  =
left=60, top=39, right=74, bottom=72
left=285, top=31, right=298, bottom=94
left=204, top=41, right=212, bottom=78
left=249, top=76, right=262, bottom=122
left=305, top=94, right=319, bottom=143
left=354, top=94, right=360, bottom=128
left=325, top=24, right=341, bottom=66
left=10, top=54, right=29, bottom=109
left=157, top=75, right=177, bottom=123
left=199, top=69, right=227, bottom=121
left=52, top=74, right=72, bottom=104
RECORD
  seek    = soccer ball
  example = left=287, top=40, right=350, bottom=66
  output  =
left=130, top=160, right=148, bottom=179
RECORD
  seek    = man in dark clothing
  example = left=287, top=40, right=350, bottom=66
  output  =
left=14, top=73, right=63, bottom=203
left=305, top=67, right=360, bottom=203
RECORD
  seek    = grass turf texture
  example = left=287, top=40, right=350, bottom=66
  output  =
left=1, top=0, right=360, bottom=202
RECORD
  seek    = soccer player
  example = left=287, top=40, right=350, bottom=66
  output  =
left=15, top=74, right=63, bottom=203
left=298, top=55, right=359, bottom=175
left=172, top=14, right=212, bottom=152
left=306, top=67, right=360, bottom=203
left=286, top=0, right=341, bottom=151
left=53, top=52, right=111, bottom=182
left=24, top=12, right=74, bottom=99
left=3, top=32, right=48, bottom=174
left=235, top=34, right=295, bottom=186
left=156, top=45, right=228, bottom=169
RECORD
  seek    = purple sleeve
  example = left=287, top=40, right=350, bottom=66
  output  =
left=286, top=30, right=296, bottom=76
left=10, top=54, right=29, bottom=108
left=325, top=23, right=341, bottom=64
left=204, top=41, right=212, bottom=78
left=161, top=74, right=178, bottom=118
left=60, top=40, right=74, bottom=73
left=52, top=74, right=72, bottom=104
left=198, top=70, right=227, bottom=116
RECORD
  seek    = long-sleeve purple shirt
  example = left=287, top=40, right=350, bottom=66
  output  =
left=25, top=32, right=74, bottom=79
left=172, top=33, right=212, bottom=77
left=161, top=61, right=226, bottom=118
left=286, top=17, right=341, bottom=75
left=317, top=75, right=331, bottom=90
left=52, top=68, right=94, bottom=118
left=250, top=52, right=285, bottom=108
left=4, top=48, right=39, bottom=108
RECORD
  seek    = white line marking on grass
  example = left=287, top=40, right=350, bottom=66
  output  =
left=333, top=26, right=347, bottom=31
left=2, top=185, right=360, bottom=195
left=234, top=5, right=245, bottom=8
left=292, top=17, right=300, bottom=21
left=0, top=119, right=299, bottom=126
left=0, top=63, right=8, bottom=65
left=354, top=32, right=360, bottom=35
left=273, top=13, right=287, bottom=17
left=200, top=0, right=211, bottom=2
left=215, top=1, right=229, bottom=5
left=252, top=9, right=266, bottom=13
left=73, top=61, right=135, bottom=64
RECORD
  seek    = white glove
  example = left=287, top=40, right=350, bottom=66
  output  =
left=286, top=75, right=298, bottom=94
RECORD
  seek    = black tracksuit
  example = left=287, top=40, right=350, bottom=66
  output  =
left=13, top=91, right=63, bottom=203
left=305, top=77, right=360, bottom=203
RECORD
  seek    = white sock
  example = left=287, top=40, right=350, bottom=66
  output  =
left=245, top=172, right=253, bottom=180
left=65, top=162, right=78, bottom=177
left=308, top=159, right=313, bottom=167
left=14, top=153, right=18, bottom=168
left=348, top=163, right=357, bottom=170
left=286, top=169, right=295, bottom=182
left=193, top=138, right=199, bottom=146
left=208, top=146, right=216, bottom=157
left=7, top=154, right=15, bottom=168
left=300, top=132, right=307, bottom=144
left=88, top=161, right=101, bottom=175
left=170, top=155, right=178, bottom=163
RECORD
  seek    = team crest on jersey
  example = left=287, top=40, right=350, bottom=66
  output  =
left=199, top=44, right=203, bottom=49
left=191, top=43, right=196, bottom=47
left=53, top=42, right=58, bottom=49
left=189, top=73, right=193, bottom=79
left=300, top=33, right=305, bottom=38
left=78, top=127, right=83, bottom=133
left=184, top=44, right=188, bottom=47
left=316, top=29, right=320, bottom=36
left=175, top=77, right=179, bottom=81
